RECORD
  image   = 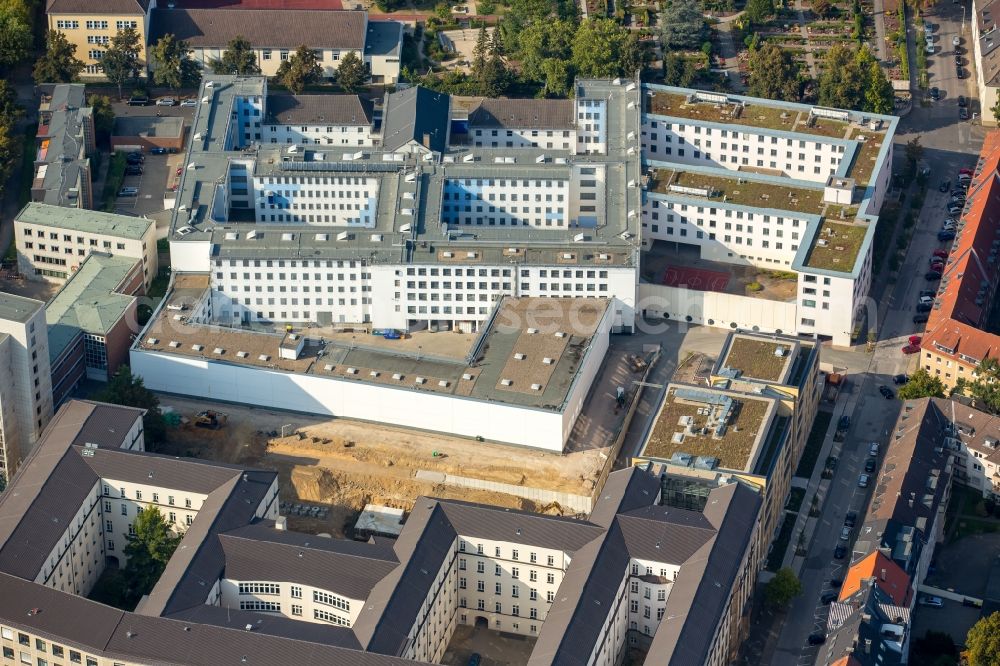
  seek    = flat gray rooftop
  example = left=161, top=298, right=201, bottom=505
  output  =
left=0, top=292, right=44, bottom=324
left=112, top=115, right=185, bottom=139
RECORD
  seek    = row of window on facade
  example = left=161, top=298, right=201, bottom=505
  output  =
left=2, top=627, right=97, bottom=666
left=55, top=20, right=137, bottom=30
left=645, top=121, right=850, bottom=151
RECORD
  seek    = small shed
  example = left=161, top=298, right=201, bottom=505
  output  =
left=353, top=504, right=405, bottom=540
left=111, top=115, right=186, bottom=152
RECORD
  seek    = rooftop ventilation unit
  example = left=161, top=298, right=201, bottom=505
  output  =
left=543, top=357, right=554, bottom=364
left=527, top=328, right=538, bottom=334
left=258, top=354, right=270, bottom=362
left=415, top=377, right=426, bottom=384
left=466, top=251, right=477, bottom=259
left=562, top=253, right=574, bottom=260
left=370, top=371, right=379, bottom=377
left=213, top=347, right=224, bottom=355
left=237, top=351, right=249, bottom=358
left=531, top=383, right=543, bottom=391
left=555, top=331, right=566, bottom=338
left=462, top=373, right=473, bottom=380
left=500, top=378, right=513, bottom=386
left=442, top=251, right=453, bottom=258
left=514, top=353, right=526, bottom=360
left=336, top=231, right=350, bottom=241
left=346, top=367, right=357, bottom=374
left=399, top=223, right=412, bottom=232
left=324, top=364, right=334, bottom=371
left=392, top=373, right=403, bottom=380
left=281, top=232, right=295, bottom=241
left=438, top=380, right=449, bottom=387
left=315, top=233, right=329, bottom=241
left=147, top=337, right=159, bottom=345
left=169, top=341, right=181, bottom=348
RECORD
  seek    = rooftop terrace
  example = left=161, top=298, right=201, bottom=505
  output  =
left=642, top=386, right=773, bottom=471
left=651, top=168, right=826, bottom=216
left=719, top=335, right=795, bottom=383
left=803, top=219, right=869, bottom=271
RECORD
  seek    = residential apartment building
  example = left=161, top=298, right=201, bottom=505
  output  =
left=15, top=202, right=157, bottom=287
left=920, top=131, right=1000, bottom=390
left=32, top=84, right=95, bottom=210
left=46, top=0, right=154, bottom=77
left=0, top=294, right=53, bottom=483
left=148, top=9, right=403, bottom=84
left=818, top=581, right=910, bottom=666
left=0, top=403, right=762, bottom=666
left=262, top=94, right=375, bottom=146
left=639, top=86, right=897, bottom=347
left=974, top=0, right=1000, bottom=126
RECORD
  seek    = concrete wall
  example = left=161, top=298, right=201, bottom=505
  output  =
left=637, top=282, right=799, bottom=335
left=129, top=349, right=572, bottom=450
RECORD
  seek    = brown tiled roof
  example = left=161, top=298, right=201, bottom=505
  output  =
left=921, top=130, right=1000, bottom=369
left=265, top=94, right=373, bottom=126
left=47, top=0, right=148, bottom=14
left=148, top=8, right=367, bottom=49
left=469, top=99, right=575, bottom=130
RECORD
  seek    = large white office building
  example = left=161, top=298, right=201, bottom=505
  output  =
left=638, top=86, right=897, bottom=346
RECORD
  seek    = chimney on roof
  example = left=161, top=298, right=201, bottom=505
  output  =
left=908, top=498, right=914, bottom=508
left=275, top=515, right=287, bottom=531
left=865, top=639, right=872, bottom=654
left=881, top=568, right=887, bottom=581
left=422, top=132, right=431, bottom=148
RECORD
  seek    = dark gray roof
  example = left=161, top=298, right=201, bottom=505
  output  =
left=616, top=505, right=716, bottom=562
left=164, top=604, right=361, bottom=649
left=648, top=482, right=761, bottom=665
left=468, top=99, right=575, bottom=130
left=82, top=446, right=249, bottom=494
left=588, top=465, right=661, bottom=528
left=380, top=87, right=450, bottom=153
left=365, top=20, right=403, bottom=58
left=265, top=94, right=373, bottom=126
left=820, top=583, right=906, bottom=666
left=437, top=498, right=604, bottom=553
left=354, top=501, right=457, bottom=654
left=220, top=521, right=397, bottom=600
left=71, top=401, right=145, bottom=448
left=35, top=84, right=92, bottom=208
left=149, top=8, right=367, bottom=49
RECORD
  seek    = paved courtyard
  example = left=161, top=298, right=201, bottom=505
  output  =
left=441, top=623, right=536, bottom=666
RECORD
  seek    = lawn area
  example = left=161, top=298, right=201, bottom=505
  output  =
left=723, top=336, right=791, bottom=382
left=651, top=168, right=826, bottom=216
left=766, top=512, right=797, bottom=572
left=945, top=484, right=1000, bottom=542
left=100, top=152, right=127, bottom=212
left=795, top=410, right=833, bottom=479
left=803, top=220, right=869, bottom=272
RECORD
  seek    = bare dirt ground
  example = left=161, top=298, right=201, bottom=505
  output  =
left=154, top=395, right=609, bottom=538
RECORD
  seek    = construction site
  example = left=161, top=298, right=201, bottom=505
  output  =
left=153, top=343, right=656, bottom=538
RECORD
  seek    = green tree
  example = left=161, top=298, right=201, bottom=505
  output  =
left=911, top=630, right=958, bottom=666
left=33, top=30, right=85, bottom=84
left=275, top=45, right=323, bottom=94
left=818, top=44, right=862, bottom=109
left=966, top=612, right=1000, bottom=666
left=811, top=0, right=834, bottom=17
left=87, top=94, right=115, bottom=145
left=764, top=567, right=802, bottom=609
left=96, top=367, right=167, bottom=446
left=896, top=370, right=945, bottom=400
left=993, top=97, right=1000, bottom=124
left=150, top=34, right=201, bottom=91
left=661, top=0, right=706, bottom=50
left=745, top=0, right=775, bottom=24
left=904, top=136, right=924, bottom=172
left=102, top=28, right=143, bottom=99
left=862, top=47, right=894, bottom=114
left=471, top=26, right=489, bottom=80
left=541, top=57, right=572, bottom=97
left=0, top=80, right=22, bottom=126
left=210, top=35, right=260, bottom=75
left=748, top=42, right=801, bottom=102
left=515, top=20, right=575, bottom=84
left=476, top=24, right=509, bottom=97
left=336, top=50, right=367, bottom=92
left=957, top=358, right=1000, bottom=414
left=0, top=4, right=32, bottom=69
left=434, top=0, right=452, bottom=20
left=572, top=18, right=639, bottom=78
left=123, top=507, right=181, bottom=598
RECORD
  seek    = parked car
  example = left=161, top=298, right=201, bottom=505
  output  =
left=180, top=98, right=198, bottom=107
left=822, top=590, right=839, bottom=603
left=858, top=474, right=870, bottom=488
left=957, top=67, right=965, bottom=78
left=939, top=179, right=951, bottom=192
left=924, top=20, right=935, bottom=33
left=125, top=153, right=143, bottom=165
left=127, top=96, right=148, bottom=106
left=865, top=457, right=877, bottom=473
left=832, top=546, right=846, bottom=561
left=930, top=87, right=941, bottom=100
left=916, top=303, right=933, bottom=313
left=869, top=442, right=880, bottom=457
left=840, top=526, right=851, bottom=541
left=960, top=167, right=974, bottom=175
left=933, top=251, right=949, bottom=263
left=150, top=147, right=168, bottom=155
left=925, top=271, right=942, bottom=281
left=921, top=288, right=938, bottom=297
left=838, top=415, right=851, bottom=430
left=125, top=165, right=143, bottom=176
left=844, top=511, right=857, bottom=527
left=118, top=187, right=138, bottom=197
left=893, top=373, right=909, bottom=384
left=156, top=97, right=176, bottom=106
left=808, top=633, right=827, bottom=646
left=909, top=335, right=922, bottom=346
left=938, top=231, right=956, bottom=241
left=960, top=108, right=970, bottom=121
left=825, top=455, right=839, bottom=471
left=914, top=314, right=930, bottom=324
left=954, top=35, right=961, bottom=46
left=959, top=96, right=967, bottom=108
left=946, top=205, right=962, bottom=216
left=919, top=595, right=944, bottom=608
left=467, top=654, right=482, bottom=666
left=955, top=54, right=964, bottom=65
left=879, top=385, right=894, bottom=399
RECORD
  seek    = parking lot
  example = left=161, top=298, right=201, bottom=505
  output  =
left=112, top=149, right=185, bottom=226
